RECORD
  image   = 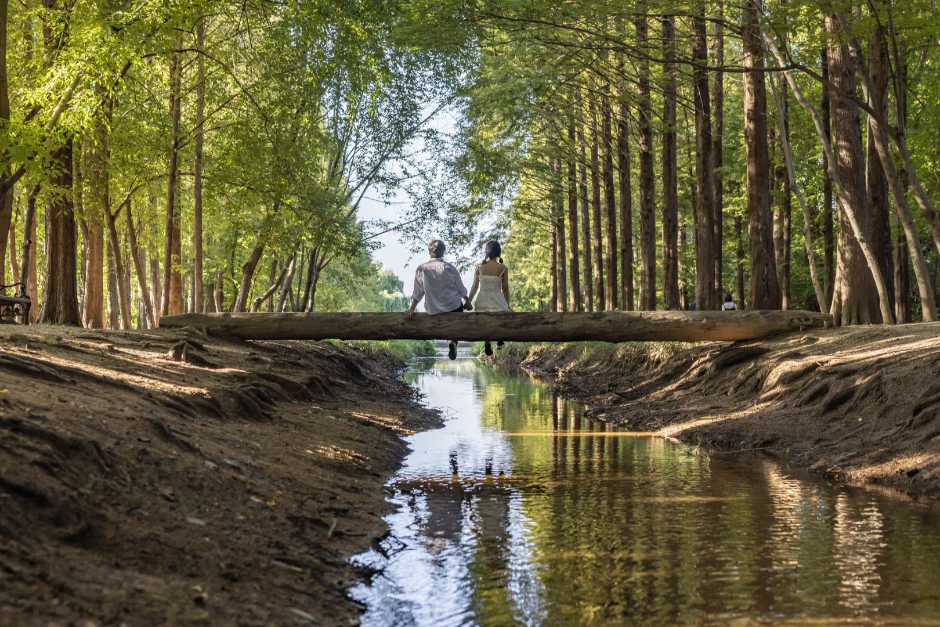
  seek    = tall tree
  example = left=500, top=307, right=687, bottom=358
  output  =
left=711, top=0, right=725, bottom=302
left=589, top=93, right=605, bottom=310
left=661, top=15, right=679, bottom=310
left=193, top=18, right=207, bottom=313
left=741, top=0, right=780, bottom=309
left=825, top=14, right=879, bottom=324
left=567, top=119, right=581, bottom=312
left=692, top=7, right=717, bottom=310
left=636, top=13, right=656, bottom=311
left=821, top=48, right=835, bottom=311
left=162, top=49, right=184, bottom=317
left=578, top=117, right=593, bottom=312
left=616, top=79, right=634, bottom=311
left=865, top=21, right=895, bottom=315
left=601, top=89, right=617, bottom=310
left=40, top=142, right=81, bottom=325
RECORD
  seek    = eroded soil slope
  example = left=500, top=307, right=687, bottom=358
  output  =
left=0, top=325, right=440, bottom=625
left=495, top=323, right=940, bottom=498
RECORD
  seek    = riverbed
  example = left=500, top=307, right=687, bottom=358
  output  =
left=352, top=353, right=940, bottom=625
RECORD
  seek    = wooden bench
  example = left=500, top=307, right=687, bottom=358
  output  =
left=0, top=283, right=31, bottom=324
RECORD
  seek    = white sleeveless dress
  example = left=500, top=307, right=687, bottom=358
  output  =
left=473, top=272, right=510, bottom=312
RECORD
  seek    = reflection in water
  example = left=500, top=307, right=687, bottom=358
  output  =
left=351, top=357, right=940, bottom=625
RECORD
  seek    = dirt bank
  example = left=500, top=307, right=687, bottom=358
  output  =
left=0, top=325, right=441, bottom=625
left=487, top=323, right=940, bottom=498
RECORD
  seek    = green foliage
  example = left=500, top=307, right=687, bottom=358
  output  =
left=336, top=339, right=437, bottom=360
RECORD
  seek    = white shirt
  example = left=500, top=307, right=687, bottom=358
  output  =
left=722, top=301, right=737, bottom=311
left=410, top=258, right=468, bottom=315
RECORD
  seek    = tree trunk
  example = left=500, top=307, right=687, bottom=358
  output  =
left=711, top=0, right=725, bottom=302
left=661, top=15, right=679, bottom=310
left=213, top=270, right=224, bottom=312
left=252, top=255, right=293, bottom=312
left=553, top=157, right=567, bottom=312
left=104, top=204, right=133, bottom=329
left=7, top=210, right=17, bottom=284
left=637, top=15, right=656, bottom=311
left=233, top=244, right=265, bottom=313
left=276, top=254, right=296, bottom=312
left=776, top=90, right=792, bottom=309
left=735, top=213, right=745, bottom=309
left=825, top=15, right=880, bottom=325
left=161, top=310, right=834, bottom=344
left=768, top=73, right=828, bottom=313
left=126, top=199, right=155, bottom=328
left=84, top=117, right=108, bottom=328
left=0, top=0, right=11, bottom=285
left=693, top=8, right=717, bottom=310
left=617, top=86, right=634, bottom=311
left=742, top=0, right=781, bottom=310
left=163, top=49, right=183, bottom=316
left=549, top=200, right=558, bottom=313
left=39, top=141, right=80, bottom=325
left=866, top=22, right=895, bottom=316
left=601, top=91, right=617, bottom=310
left=589, top=94, right=605, bottom=310
left=193, top=19, right=206, bottom=314
left=578, top=117, right=594, bottom=312
left=567, top=120, right=581, bottom=312
left=106, top=237, right=119, bottom=329
left=821, top=48, right=835, bottom=311
left=894, top=226, right=910, bottom=323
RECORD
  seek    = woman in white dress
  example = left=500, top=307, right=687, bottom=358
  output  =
left=468, top=241, right=513, bottom=356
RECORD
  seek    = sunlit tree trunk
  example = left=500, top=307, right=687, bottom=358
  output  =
left=742, top=0, right=780, bottom=309
left=735, top=213, right=746, bottom=309
left=125, top=197, right=155, bottom=328
left=661, top=15, right=679, bottom=310
left=775, top=90, right=792, bottom=309
left=692, top=7, right=717, bottom=310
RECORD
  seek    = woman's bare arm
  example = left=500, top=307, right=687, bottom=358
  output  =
left=502, top=268, right=512, bottom=310
left=468, top=266, right=480, bottom=301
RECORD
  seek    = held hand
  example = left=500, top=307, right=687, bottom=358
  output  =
left=464, top=302, right=473, bottom=311
left=404, top=308, right=415, bottom=319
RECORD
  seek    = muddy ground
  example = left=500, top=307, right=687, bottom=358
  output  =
left=488, top=323, right=940, bottom=499
left=0, top=325, right=441, bottom=625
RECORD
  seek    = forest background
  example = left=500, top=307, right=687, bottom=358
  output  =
left=2, top=0, right=940, bottom=328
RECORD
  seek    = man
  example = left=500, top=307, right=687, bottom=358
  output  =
left=404, top=239, right=473, bottom=360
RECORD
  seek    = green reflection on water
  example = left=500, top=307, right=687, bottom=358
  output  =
left=354, top=358, right=940, bottom=626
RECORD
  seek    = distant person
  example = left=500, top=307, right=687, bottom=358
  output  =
left=467, top=240, right=513, bottom=356
left=405, top=239, right=473, bottom=360
left=722, top=293, right=738, bottom=311
left=689, top=301, right=696, bottom=311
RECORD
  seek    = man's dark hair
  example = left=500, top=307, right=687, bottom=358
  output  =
left=725, top=293, right=733, bottom=302
left=429, top=240, right=446, bottom=258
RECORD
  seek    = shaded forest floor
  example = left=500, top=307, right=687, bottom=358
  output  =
left=485, top=323, right=940, bottom=499
left=0, top=325, right=441, bottom=625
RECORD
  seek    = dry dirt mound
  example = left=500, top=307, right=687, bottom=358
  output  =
left=0, top=325, right=440, bottom=625
left=501, top=324, right=940, bottom=498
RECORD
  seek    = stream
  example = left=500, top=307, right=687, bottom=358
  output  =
left=350, top=353, right=940, bottom=625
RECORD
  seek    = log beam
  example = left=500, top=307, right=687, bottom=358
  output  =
left=159, top=311, right=833, bottom=343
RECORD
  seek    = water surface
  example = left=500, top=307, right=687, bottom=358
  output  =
left=351, top=356, right=940, bottom=625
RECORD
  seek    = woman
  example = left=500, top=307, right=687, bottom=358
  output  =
left=468, top=240, right=512, bottom=356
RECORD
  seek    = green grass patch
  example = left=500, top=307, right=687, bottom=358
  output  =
left=334, top=339, right=437, bottom=360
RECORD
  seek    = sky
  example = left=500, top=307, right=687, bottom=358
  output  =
left=355, top=105, right=486, bottom=313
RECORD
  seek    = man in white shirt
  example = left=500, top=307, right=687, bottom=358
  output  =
left=404, top=240, right=473, bottom=359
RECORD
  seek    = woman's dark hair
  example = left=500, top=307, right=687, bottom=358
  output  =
left=428, top=239, right=446, bottom=258
left=483, top=240, right=503, bottom=264
left=724, top=293, right=733, bottom=302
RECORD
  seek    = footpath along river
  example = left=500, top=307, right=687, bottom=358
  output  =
left=351, top=352, right=940, bottom=625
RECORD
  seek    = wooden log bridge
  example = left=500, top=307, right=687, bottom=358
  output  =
left=158, top=310, right=832, bottom=343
